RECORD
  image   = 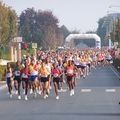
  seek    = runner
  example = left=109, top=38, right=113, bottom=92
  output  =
left=52, top=63, right=61, bottom=99
left=5, top=63, right=13, bottom=98
left=65, top=60, right=75, bottom=96
left=45, top=58, right=52, bottom=95
left=39, top=60, right=49, bottom=99
left=79, top=55, right=87, bottom=78
left=13, top=61, right=21, bottom=100
left=57, top=59, right=64, bottom=91
left=29, top=59, right=38, bottom=98
left=105, top=52, right=113, bottom=64
left=21, top=59, right=29, bottom=100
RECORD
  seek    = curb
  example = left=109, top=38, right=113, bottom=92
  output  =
left=0, top=84, right=7, bottom=90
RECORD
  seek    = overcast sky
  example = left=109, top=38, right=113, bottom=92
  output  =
left=3, top=0, right=120, bottom=32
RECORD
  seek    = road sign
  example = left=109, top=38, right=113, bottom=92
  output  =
left=12, top=37, right=22, bottom=42
left=32, top=43, right=37, bottom=49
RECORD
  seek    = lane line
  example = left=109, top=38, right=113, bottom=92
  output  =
left=105, top=89, right=116, bottom=92
left=81, top=89, right=92, bottom=92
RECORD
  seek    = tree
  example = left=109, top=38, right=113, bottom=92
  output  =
left=0, top=1, right=17, bottom=45
left=19, top=8, right=63, bottom=50
left=110, top=17, right=120, bottom=47
left=97, top=13, right=120, bottom=47
left=60, top=25, right=70, bottom=39
left=97, top=16, right=108, bottom=46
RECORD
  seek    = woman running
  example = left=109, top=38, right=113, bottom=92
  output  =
left=21, top=60, right=29, bottom=100
left=13, top=61, right=21, bottom=100
left=29, top=59, right=38, bottom=98
left=5, top=63, right=13, bottom=98
left=65, top=60, right=75, bottom=96
left=52, top=63, right=61, bottom=100
left=39, top=60, right=49, bottom=99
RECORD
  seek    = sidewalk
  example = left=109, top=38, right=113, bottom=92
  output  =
left=0, top=81, right=7, bottom=90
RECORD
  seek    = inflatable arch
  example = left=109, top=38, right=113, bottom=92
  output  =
left=65, top=34, right=101, bottom=49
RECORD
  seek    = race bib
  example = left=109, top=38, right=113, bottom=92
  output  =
left=31, top=70, right=38, bottom=76
left=7, top=73, right=11, bottom=78
left=22, top=73, right=28, bottom=78
left=54, top=73, right=58, bottom=77
left=15, top=71, right=20, bottom=76
left=67, top=70, right=73, bottom=74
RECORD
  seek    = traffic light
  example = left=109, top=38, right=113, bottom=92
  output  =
left=24, top=43, right=28, bottom=49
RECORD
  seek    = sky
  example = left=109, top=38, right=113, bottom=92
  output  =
left=2, top=0, right=120, bottom=32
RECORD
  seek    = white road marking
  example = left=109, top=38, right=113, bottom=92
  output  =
left=105, top=89, right=116, bottom=92
left=58, top=89, right=67, bottom=92
left=81, top=89, right=92, bottom=92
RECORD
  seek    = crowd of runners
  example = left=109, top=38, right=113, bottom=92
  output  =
left=4, top=48, right=113, bottom=100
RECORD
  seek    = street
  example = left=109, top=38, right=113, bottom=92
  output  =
left=0, top=65, right=120, bottom=120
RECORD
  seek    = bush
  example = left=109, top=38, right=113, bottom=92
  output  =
left=0, top=65, right=6, bottom=81
left=113, top=55, right=120, bottom=72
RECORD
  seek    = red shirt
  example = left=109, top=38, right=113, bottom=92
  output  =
left=52, top=68, right=60, bottom=77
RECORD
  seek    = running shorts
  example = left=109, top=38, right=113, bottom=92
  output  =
left=41, top=77, right=49, bottom=83
left=30, top=75, right=38, bottom=81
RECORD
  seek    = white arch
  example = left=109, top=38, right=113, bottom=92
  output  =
left=65, top=34, right=101, bottom=49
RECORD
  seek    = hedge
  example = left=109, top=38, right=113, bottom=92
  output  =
left=0, top=65, right=6, bottom=81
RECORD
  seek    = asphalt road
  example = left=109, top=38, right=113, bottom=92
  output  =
left=0, top=65, right=120, bottom=120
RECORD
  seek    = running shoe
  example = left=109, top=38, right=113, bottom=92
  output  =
left=25, top=95, right=28, bottom=101
left=44, top=95, right=47, bottom=99
left=56, top=96, right=59, bottom=100
left=30, top=89, right=33, bottom=94
left=83, top=75, right=86, bottom=78
left=70, top=91, right=73, bottom=96
left=46, top=94, right=48, bottom=98
left=72, top=89, right=74, bottom=95
left=18, top=95, right=21, bottom=100
left=9, top=94, right=12, bottom=98
left=38, top=90, right=42, bottom=95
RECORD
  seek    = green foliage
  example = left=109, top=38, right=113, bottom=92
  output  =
left=110, top=18, right=120, bottom=44
left=0, top=1, right=18, bottom=45
left=97, top=16, right=108, bottom=46
left=0, top=65, right=6, bottom=81
left=19, top=8, right=64, bottom=50
left=60, top=25, right=70, bottom=39
left=0, top=46, right=11, bottom=59
left=97, top=13, right=120, bottom=47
